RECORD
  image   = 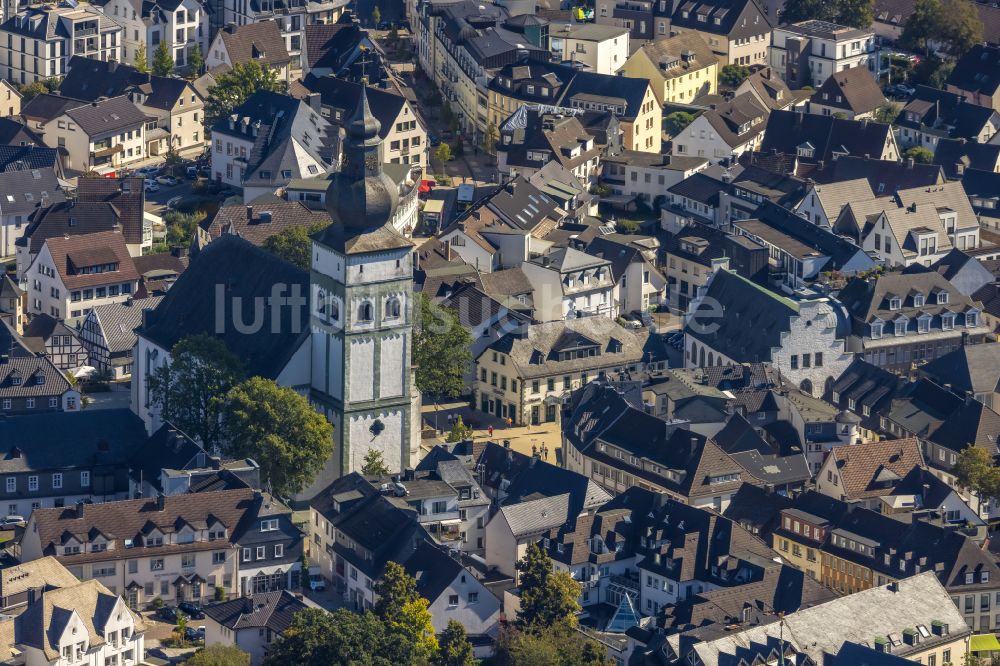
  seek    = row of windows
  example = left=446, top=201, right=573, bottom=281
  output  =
left=5, top=471, right=85, bottom=493
left=0, top=396, right=63, bottom=410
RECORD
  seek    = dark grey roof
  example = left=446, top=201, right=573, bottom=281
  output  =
left=810, top=69, right=887, bottom=115
left=0, top=355, right=72, bottom=399
left=760, top=110, right=893, bottom=163
left=0, top=409, right=145, bottom=472
left=946, top=44, right=1000, bottom=98
left=668, top=172, right=725, bottom=205
left=0, top=165, right=63, bottom=216
left=298, top=74, right=409, bottom=142
left=932, top=138, right=1000, bottom=179
left=0, top=118, right=43, bottom=147
left=558, top=70, right=651, bottom=122
left=666, top=0, right=772, bottom=40
left=807, top=155, right=944, bottom=195
left=88, top=296, right=163, bottom=354
left=140, top=234, right=309, bottom=379
left=64, top=96, right=152, bottom=137
left=201, top=591, right=307, bottom=633
left=684, top=269, right=798, bottom=363
left=61, top=57, right=192, bottom=110
left=403, top=540, right=465, bottom=603
left=216, top=21, right=291, bottom=68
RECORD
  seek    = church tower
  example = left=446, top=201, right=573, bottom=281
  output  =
left=307, top=89, right=419, bottom=487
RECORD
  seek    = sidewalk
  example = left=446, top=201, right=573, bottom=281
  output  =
left=422, top=401, right=563, bottom=463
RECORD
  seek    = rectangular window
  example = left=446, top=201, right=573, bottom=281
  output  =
left=81, top=471, right=90, bottom=487
left=52, top=473, right=62, bottom=489
left=275, top=544, right=283, bottom=558
left=28, top=476, right=38, bottom=491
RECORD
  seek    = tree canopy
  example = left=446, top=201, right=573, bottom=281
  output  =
left=223, top=377, right=333, bottom=496
left=494, top=624, right=612, bottom=666
left=719, top=64, right=751, bottom=88
left=262, top=223, right=330, bottom=270
left=414, top=294, right=473, bottom=398
left=185, top=645, right=251, bottom=666
left=445, top=416, right=473, bottom=443
left=903, top=146, right=935, bottom=164
left=901, top=0, right=982, bottom=55
left=779, top=0, right=873, bottom=28
left=133, top=42, right=149, bottom=74
left=153, top=40, right=174, bottom=77
left=188, top=44, right=205, bottom=77
left=436, top=621, right=475, bottom=666
left=516, top=542, right=581, bottom=629
left=873, top=102, right=901, bottom=125
left=664, top=111, right=695, bottom=137
left=205, top=62, right=283, bottom=124
left=148, top=334, right=245, bottom=450
left=361, top=448, right=391, bottom=476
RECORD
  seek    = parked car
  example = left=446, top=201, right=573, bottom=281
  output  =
left=178, top=601, right=204, bottom=619
left=156, top=175, right=179, bottom=187
left=134, top=166, right=161, bottom=178
left=155, top=606, right=179, bottom=623
left=144, top=179, right=160, bottom=193
left=185, top=166, right=199, bottom=180
left=309, top=573, right=327, bottom=591
left=184, top=626, right=205, bottom=641
left=2, top=515, right=25, bottom=526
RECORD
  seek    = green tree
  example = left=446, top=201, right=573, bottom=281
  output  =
left=374, top=561, right=419, bottom=619
left=185, top=645, right=251, bottom=666
left=483, top=121, right=499, bottom=153
left=361, top=448, right=391, bottom=476
left=223, top=377, right=333, bottom=496
left=936, top=0, right=982, bottom=55
left=148, top=334, right=245, bottom=449
left=903, top=146, right=935, bottom=163
left=955, top=446, right=1000, bottom=510
left=835, top=0, right=875, bottom=29
left=263, top=609, right=345, bottom=666
left=663, top=111, right=695, bottom=137
left=927, top=60, right=955, bottom=87
left=153, top=40, right=175, bottom=77
left=445, top=416, right=473, bottom=443
left=188, top=43, right=205, bottom=77
left=494, top=624, right=612, bottom=666
left=434, top=142, right=453, bottom=163
left=516, top=542, right=581, bottom=629
left=372, top=5, right=382, bottom=25
left=873, top=101, right=901, bottom=124
left=779, top=0, right=836, bottom=24
left=719, top=64, right=751, bottom=87
left=205, top=62, right=283, bottom=124
left=436, top=620, right=474, bottom=666
left=901, top=0, right=941, bottom=54
left=18, top=77, right=60, bottom=102
left=133, top=42, right=149, bottom=74
left=262, top=222, right=330, bottom=270
left=414, top=293, right=473, bottom=397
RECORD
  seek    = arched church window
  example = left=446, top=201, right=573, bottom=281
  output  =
left=358, top=301, right=373, bottom=322
left=330, top=301, right=340, bottom=321
left=385, top=297, right=401, bottom=319
left=316, top=289, right=326, bottom=315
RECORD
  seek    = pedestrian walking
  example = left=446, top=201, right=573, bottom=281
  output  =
left=488, top=425, right=494, bottom=438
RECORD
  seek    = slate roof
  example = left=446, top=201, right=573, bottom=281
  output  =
left=760, top=110, right=893, bottom=163
left=666, top=0, right=772, bottom=40
left=826, top=438, right=923, bottom=501
left=810, top=68, right=887, bottom=116
left=558, top=70, right=652, bottom=122
left=20, top=93, right=87, bottom=125
left=946, top=44, right=1000, bottom=98
left=297, top=74, right=411, bottom=142
left=735, top=200, right=870, bottom=271
left=87, top=296, right=162, bottom=354
left=329, top=494, right=422, bottom=577
left=30, top=488, right=255, bottom=564
left=807, top=155, right=944, bottom=195
left=702, top=93, right=769, bottom=149
left=500, top=493, right=571, bottom=536
left=932, top=138, right=1000, bottom=179
left=0, top=556, right=79, bottom=599
left=140, top=234, right=309, bottom=379
left=920, top=344, right=1000, bottom=396
left=722, top=483, right=793, bottom=536
left=64, top=96, right=152, bottom=137
left=0, top=118, right=43, bottom=147
left=303, top=21, right=380, bottom=76
left=216, top=21, right=291, bottom=69
left=60, top=57, right=193, bottom=110
left=0, top=165, right=63, bottom=216
left=0, top=354, right=72, bottom=399
left=202, top=591, right=306, bottom=634
left=485, top=316, right=644, bottom=380
left=75, top=176, right=146, bottom=239
left=684, top=269, right=798, bottom=363
left=927, top=397, right=1000, bottom=455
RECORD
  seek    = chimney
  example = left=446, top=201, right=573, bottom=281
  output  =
left=75, top=501, right=85, bottom=519
left=905, top=157, right=915, bottom=169
left=108, top=60, right=117, bottom=73
left=306, top=92, right=322, bottom=112
left=690, top=436, right=699, bottom=456
left=246, top=205, right=253, bottom=221
left=156, top=494, right=165, bottom=511
left=228, top=114, right=237, bottom=130
left=445, top=241, right=454, bottom=262
left=141, top=307, right=154, bottom=331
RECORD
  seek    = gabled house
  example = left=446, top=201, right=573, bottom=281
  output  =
left=549, top=22, right=629, bottom=74
left=24, top=230, right=139, bottom=321
left=203, top=591, right=308, bottom=665
left=59, top=57, right=206, bottom=157
left=557, top=70, right=661, bottom=152
left=684, top=267, right=852, bottom=396
left=0, top=163, right=65, bottom=258
left=0, top=353, right=81, bottom=417
left=672, top=92, right=769, bottom=162
left=0, top=556, right=80, bottom=615
left=945, top=44, right=1000, bottom=111
left=78, top=296, right=163, bottom=380
left=813, top=437, right=923, bottom=509
left=769, top=20, right=876, bottom=88
left=619, top=32, right=718, bottom=106
left=473, top=316, right=644, bottom=425
left=809, top=68, right=888, bottom=120
left=302, top=18, right=383, bottom=81
left=920, top=344, right=1000, bottom=411
left=22, top=313, right=88, bottom=370
left=734, top=67, right=803, bottom=111
left=895, top=85, right=1000, bottom=151
left=585, top=234, right=666, bottom=315
left=206, top=21, right=291, bottom=81
left=759, top=109, right=899, bottom=163
left=520, top=247, right=618, bottom=321
left=210, top=90, right=335, bottom=200
left=794, top=178, right=875, bottom=227
left=496, top=106, right=603, bottom=184
left=40, top=96, right=152, bottom=175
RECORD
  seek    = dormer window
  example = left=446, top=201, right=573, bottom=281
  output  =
left=894, top=318, right=907, bottom=336
left=889, top=297, right=901, bottom=310
left=967, top=311, right=980, bottom=327
left=937, top=291, right=949, bottom=305
left=261, top=518, right=279, bottom=532
left=917, top=314, right=931, bottom=334
left=942, top=313, right=956, bottom=330
left=913, top=293, right=924, bottom=307
left=871, top=321, right=883, bottom=339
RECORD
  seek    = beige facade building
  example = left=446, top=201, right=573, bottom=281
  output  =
left=620, top=32, right=718, bottom=106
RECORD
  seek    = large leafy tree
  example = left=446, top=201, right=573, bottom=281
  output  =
left=188, top=44, right=205, bottom=77
left=374, top=562, right=439, bottom=662
left=780, top=0, right=873, bottom=27
left=873, top=102, right=901, bottom=125
left=413, top=294, right=473, bottom=398
left=222, top=377, right=333, bottom=496
left=153, top=40, right=174, bottom=77
left=436, top=620, right=475, bottom=666
left=902, top=0, right=982, bottom=56
left=719, top=64, right=750, bottom=88
left=185, top=645, right=251, bottom=666
left=494, top=624, right=612, bottom=666
left=516, top=542, right=582, bottom=629
left=374, top=561, right=419, bottom=618
left=206, top=62, right=283, bottom=124
left=262, top=222, right=329, bottom=270
left=836, top=0, right=875, bottom=29
left=148, top=334, right=245, bottom=450
left=664, top=111, right=695, bottom=137
left=903, top=146, right=934, bottom=163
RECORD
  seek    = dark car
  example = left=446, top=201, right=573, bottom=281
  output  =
left=178, top=601, right=205, bottom=619
left=184, top=626, right=206, bottom=641
left=155, top=606, right=179, bottom=623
